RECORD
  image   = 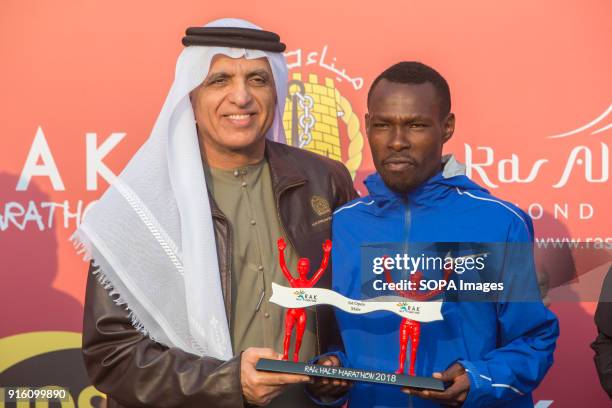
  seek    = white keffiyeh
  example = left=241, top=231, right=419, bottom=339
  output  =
left=72, top=18, right=288, bottom=360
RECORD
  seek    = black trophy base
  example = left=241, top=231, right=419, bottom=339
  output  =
left=256, top=358, right=445, bottom=391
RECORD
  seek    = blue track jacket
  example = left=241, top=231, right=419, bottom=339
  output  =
left=329, top=156, right=559, bottom=408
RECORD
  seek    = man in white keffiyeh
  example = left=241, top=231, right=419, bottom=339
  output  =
left=77, top=18, right=357, bottom=407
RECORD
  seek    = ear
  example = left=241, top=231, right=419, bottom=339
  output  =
left=442, top=113, right=455, bottom=145
left=365, top=112, right=371, bottom=136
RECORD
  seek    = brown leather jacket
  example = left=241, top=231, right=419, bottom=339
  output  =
left=82, top=140, right=358, bottom=407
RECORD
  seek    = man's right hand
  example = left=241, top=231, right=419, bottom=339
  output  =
left=306, top=354, right=351, bottom=400
left=240, top=347, right=309, bottom=406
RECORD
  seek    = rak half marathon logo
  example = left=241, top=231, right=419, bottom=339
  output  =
left=283, top=45, right=365, bottom=180
left=396, top=302, right=421, bottom=315
left=293, top=289, right=318, bottom=303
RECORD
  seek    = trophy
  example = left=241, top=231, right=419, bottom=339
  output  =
left=255, top=238, right=446, bottom=391
left=277, top=237, right=331, bottom=361
left=385, top=261, right=453, bottom=376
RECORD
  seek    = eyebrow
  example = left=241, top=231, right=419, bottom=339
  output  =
left=247, top=69, right=271, bottom=79
left=370, top=113, right=431, bottom=122
left=205, top=69, right=271, bottom=83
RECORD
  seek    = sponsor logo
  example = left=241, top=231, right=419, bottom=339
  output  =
left=397, top=302, right=420, bottom=314
left=465, top=104, right=610, bottom=189
left=294, top=290, right=317, bottom=303
left=311, top=195, right=331, bottom=217
left=283, top=45, right=365, bottom=180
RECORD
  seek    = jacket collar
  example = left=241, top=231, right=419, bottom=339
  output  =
left=265, top=140, right=307, bottom=195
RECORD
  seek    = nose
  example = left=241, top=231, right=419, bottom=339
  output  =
left=227, top=80, right=253, bottom=107
left=388, top=127, right=410, bottom=151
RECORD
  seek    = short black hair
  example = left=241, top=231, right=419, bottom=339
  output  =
left=367, top=61, right=451, bottom=118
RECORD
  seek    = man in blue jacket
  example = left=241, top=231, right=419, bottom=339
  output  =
left=325, top=62, right=559, bottom=407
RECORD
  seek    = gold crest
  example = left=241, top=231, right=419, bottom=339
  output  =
left=282, top=73, right=363, bottom=180
left=311, top=195, right=331, bottom=217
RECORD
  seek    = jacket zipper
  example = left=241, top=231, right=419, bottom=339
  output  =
left=274, top=182, right=305, bottom=252
left=403, top=198, right=412, bottom=254
left=404, top=197, right=415, bottom=408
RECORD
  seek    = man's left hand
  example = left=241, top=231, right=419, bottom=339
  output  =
left=401, top=363, right=470, bottom=407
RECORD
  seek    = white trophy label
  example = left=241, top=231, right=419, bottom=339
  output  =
left=269, top=283, right=443, bottom=322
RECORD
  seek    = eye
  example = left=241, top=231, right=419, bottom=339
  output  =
left=409, top=123, right=427, bottom=128
left=373, top=122, right=389, bottom=129
left=250, top=76, right=268, bottom=86
left=207, top=77, right=227, bottom=86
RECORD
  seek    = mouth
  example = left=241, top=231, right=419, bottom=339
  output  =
left=222, top=112, right=257, bottom=127
left=382, top=157, right=417, bottom=171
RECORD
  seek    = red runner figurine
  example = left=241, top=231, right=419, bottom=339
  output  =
left=277, top=237, right=331, bottom=361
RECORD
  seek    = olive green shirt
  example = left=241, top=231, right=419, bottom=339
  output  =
left=209, top=160, right=318, bottom=407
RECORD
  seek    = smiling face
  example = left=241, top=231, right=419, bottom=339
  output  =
left=191, top=55, right=276, bottom=167
left=366, top=79, right=455, bottom=194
